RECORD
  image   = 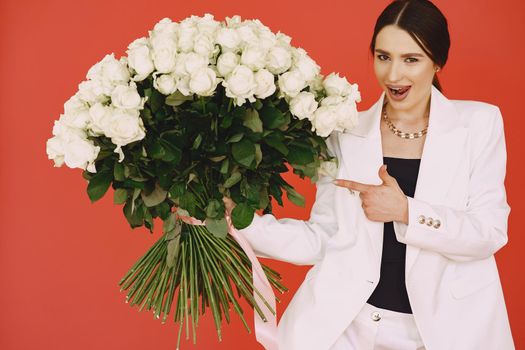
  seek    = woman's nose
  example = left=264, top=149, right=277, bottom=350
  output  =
left=387, top=62, right=403, bottom=82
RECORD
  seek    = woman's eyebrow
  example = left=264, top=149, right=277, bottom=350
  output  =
left=374, top=49, right=424, bottom=57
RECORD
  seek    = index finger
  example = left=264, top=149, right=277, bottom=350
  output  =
left=333, top=179, right=372, bottom=192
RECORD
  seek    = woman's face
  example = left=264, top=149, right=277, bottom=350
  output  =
left=373, top=25, right=438, bottom=113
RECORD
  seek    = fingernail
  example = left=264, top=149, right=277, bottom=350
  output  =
left=332, top=180, right=339, bottom=185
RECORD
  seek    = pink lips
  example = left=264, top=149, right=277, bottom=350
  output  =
left=387, top=85, right=411, bottom=101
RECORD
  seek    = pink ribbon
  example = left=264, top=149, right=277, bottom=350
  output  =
left=177, top=210, right=278, bottom=350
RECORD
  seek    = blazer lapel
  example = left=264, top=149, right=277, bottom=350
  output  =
left=337, top=86, right=468, bottom=277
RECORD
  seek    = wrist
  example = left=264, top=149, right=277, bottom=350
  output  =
left=399, top=195, right=409, bottom=224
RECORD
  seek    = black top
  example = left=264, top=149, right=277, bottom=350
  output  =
left=366, top=156, right=421, bottom=314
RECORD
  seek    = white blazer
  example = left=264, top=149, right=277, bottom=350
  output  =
left=239, top=86, right=514, bottom=350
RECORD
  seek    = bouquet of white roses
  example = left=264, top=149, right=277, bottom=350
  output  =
left=46, top=14, right=360, bottom=349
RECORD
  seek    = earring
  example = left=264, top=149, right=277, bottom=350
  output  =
left=435, top=67, right=440, bottom=72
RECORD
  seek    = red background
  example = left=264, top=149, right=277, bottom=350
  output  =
left=1, top=0, right=524, bottom=349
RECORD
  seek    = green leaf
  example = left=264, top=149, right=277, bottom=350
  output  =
left=141, top=182, right=168, bottom=207
left=253, top=99, right=263, bottom=110
left=259, top=187, right=269, bottom=209
left=220, top=158, right=230, bottom=174
left=147, top=139, right=165, bottom=159
left=155, top=202, right=171, bottom=220
left=220, top=113, right=234, bottom=128
left=232, top=139, right=255, bottom=168
left=224, top=171, right=242, bottom=188
left=179, top=192, right=197, bottom=216
left=166, top=234, right=181, bottom=268
left=168, top=182, right=186, bottom=199
left=264, top=133, right=289, bottom=155
left=287, top=144, right=314, bottom=165
left=226, top=133, right=244, bottom=143
left=205, top=218, right=228, bottom=238
left=87, top=170, right=113, bottom=203
left=158, top=139, right=182, bottom=164
left=192, top=134, right=203, bottom=150
left=163, top=213, right=181, bottom=238
left=205, top=199, right=223, bottom=219
left=113, top=188, right=128, bottom=204
left=242, top=108, right=263, bottom=133
left=209, top=155, right=226, bottom=162
left=231, top=203, right=255, bottom=229
left=114, top=162, right=125, bottom=181
left=149, top=88, right=165, bottom=113
left=254, top=144, right=262, bottom=167
left=285, top=187, right=305, bottom=207
left=165, top=91, right=193, bottom=106
left=260, top=105, right=286, bottom=129
left=123, top=200, right=144, bottom=228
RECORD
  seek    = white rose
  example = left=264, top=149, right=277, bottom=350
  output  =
left=225, top=15, right=242, bottom=28
left=223, top=65, right=257, bottom=106
left=290, top=92, right=318, bottom=120
left=323, top=72, right=352, bottom=96
left=52, top=118, right=87, bottom=140
left=151, top=18, right=178, bottom=37
left=153, top=73, right=178, bottom=95
left=311, top=105, right=337, bottom=137
left=177, top=19, right=198, bottom=52
left=189, top=67, right=219, bottom=96
left=64, top=94, right=87, bottom=114
left=150, top=35, right=178, bottom=73
left=62, top=95, right=91, bottom=129
left=278, top=70, right=307, bottom=98
left=216, top=27, right=241, bottom=52
left=100, top=54, right=130, bottom=86
left=176, top=75, right=192, bottom=96
left=77, top=79, right=107, bottom=104
left=216, top=52, right=240, bottom=77
left=257, top=28, right=277, bottom=51
left=334, top=100, right=359, bottom=132
left=254, top=69, right=276, bottom=99
left=126, top=38, right=155, bottom=81
left=266, top=45, right=292, bottom=75
left=104, top=109, right=146, bottom=147
left=320, top=95, right=344, bottom=107
left=347, top=83, right=362, bottom=103
left=195, top=14, right=220, bottom=36
left=292, top=48, right=320, bottom=82
left=318, top=160, right=338, bottom=179
left=175, top=52, right=209, bottom=76
left=193, top=32, right=218, bottom=58
left=237, top=24, right=258, bottom=47
left=275, top=32, right=292, bottom=46
left=111, top=82, right=144, bottom=110
left=62, top=135, right=100, bottom=172
left=240, top=45, right=267, bottom=71
left=88, top=103, right=113, bottom=135
left=46, top=136, right=65, bottom=167
left=308, top=75, right=324, bottom=94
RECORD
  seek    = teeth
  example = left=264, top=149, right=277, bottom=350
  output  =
left=389, top=86, right=409, bottom=95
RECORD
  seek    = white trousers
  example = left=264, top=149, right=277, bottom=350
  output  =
left=329, top=303, right=426, bottom=350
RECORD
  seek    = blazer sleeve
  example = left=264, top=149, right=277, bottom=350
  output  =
left=236, top=134, right=340, bottom=266
left=392, top=106, right=511, bottom=262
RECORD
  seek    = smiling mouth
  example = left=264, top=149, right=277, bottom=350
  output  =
left=388, top=86, right=411, bottom=95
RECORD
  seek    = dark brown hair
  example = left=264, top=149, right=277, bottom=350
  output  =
left=370, top=0, right=450, bottom=91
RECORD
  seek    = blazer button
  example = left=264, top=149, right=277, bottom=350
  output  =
left=418, top=215, right=426, bottom=224
left=371, top=311, right=381, bottom=322
left=426, top=217, right=434, bottom=226
left=433, top=219, right=441, bottom=229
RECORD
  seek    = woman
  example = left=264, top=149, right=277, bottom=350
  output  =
left=224, top=0, right=514, bottom=349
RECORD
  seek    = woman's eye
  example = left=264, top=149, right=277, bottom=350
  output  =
left=377, top=54, right=389, bottom=61
left=405, top=57, right=418, bottom=63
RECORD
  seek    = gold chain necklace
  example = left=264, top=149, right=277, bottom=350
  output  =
left=382, top=105, right=428, bottom=139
